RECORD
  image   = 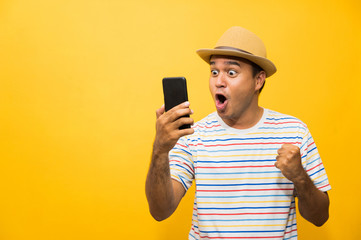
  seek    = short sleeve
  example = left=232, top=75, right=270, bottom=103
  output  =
left=169, top=137, right=194, bottom=191
left=300, top=128, right=331, bottom=192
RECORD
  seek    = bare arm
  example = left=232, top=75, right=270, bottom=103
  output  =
left=145, top=102, right=194, bottom=221
left=293, top=172, right=329, bottom=226
left=275, top=144, right=330, bottom=226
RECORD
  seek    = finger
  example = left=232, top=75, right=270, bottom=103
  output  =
left=168, top=107, right=194, bottom=123
left=166, top=101, right=190, bottom=115
left=277, top=143, right=293, bottom=154
left=156, top=105, right=165, bottom=118
left=274, top=161, right=279, bottom=169
left=178, top=127, right=195, bottom=137
left=280, top=144, right=299, bottom=156
left=281, top=144, right=296, bottom=150
left=173, top=116, right=194, bottom=129
left=275, top=155, right=282, bottom=166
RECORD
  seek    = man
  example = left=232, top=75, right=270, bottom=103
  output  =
left=146, top=26, right=330, bottom=239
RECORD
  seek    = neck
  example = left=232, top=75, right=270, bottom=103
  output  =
left=224, top=107, right=264, bottom=130
left=221, top=98, right=264, bottom=129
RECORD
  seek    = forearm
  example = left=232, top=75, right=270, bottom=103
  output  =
left=146, top=103, right=193, bottom=221
left=294, top=171, right=330, bottom=226
left=145, top=149, right=177, bottom=221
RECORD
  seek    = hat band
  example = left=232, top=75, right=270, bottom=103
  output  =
left=215, top=46, right=253, bottom=55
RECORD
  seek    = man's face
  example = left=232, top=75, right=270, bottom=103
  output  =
left=209, top=55, right=263, bottom=123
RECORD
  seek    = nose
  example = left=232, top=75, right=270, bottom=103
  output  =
left=215, top=72, right=227, bottom=88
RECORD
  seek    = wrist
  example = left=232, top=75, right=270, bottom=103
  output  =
left=153, top=134, right=176, bottom=154
left=152, top=148, right=169, bottom=159
left=292, top=170, right=314, bottom=196
left=292, top=169, right=309, bottom=184
left=152, top=142, right=170, bottom=159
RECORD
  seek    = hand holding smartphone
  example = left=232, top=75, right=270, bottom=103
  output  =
left=162, top=77, right=191, bottom=129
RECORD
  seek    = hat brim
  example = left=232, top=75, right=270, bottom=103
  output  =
left=196, top=48, right=277, bottom=77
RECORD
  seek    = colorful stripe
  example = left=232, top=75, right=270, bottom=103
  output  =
left=169, top=109, right=331, bottom=240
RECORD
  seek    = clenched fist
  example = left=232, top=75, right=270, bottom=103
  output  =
left=275, top=144, right=307, bottom=183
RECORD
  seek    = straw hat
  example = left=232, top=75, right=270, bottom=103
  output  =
left=196, top=26, right=277, bottom=77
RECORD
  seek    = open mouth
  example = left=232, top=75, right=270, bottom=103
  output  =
left=215, top=93, right=228, bottom=111
left=216, top=94, right=227, bottom=104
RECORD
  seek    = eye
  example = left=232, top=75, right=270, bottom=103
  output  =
left=211, top=69, right=219, bottom=76
left=228, top=70, right=237, bottom=76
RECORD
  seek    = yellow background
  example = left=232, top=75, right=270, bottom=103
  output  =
left=1, top=0, right=360, bottom=239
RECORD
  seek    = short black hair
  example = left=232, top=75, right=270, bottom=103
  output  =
left=250, top=62, right=263, bottom=78
left=249, top=61, right=266, bottom=93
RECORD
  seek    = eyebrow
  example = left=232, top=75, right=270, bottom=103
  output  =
left=225, top=61, right=241, bottom=67
left=210, top=61, right=241, bottom=67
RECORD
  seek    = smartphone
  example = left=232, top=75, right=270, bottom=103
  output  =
left=162, top=77, right=191, bottom=129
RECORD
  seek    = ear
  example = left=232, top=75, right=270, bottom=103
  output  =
left=255, top=71, right=266, bottom=92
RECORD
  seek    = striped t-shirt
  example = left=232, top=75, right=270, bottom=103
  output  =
left=169, top=109, right=331, bottom=240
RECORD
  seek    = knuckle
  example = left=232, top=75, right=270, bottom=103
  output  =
left=157, top=117, right=166, bottom=126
